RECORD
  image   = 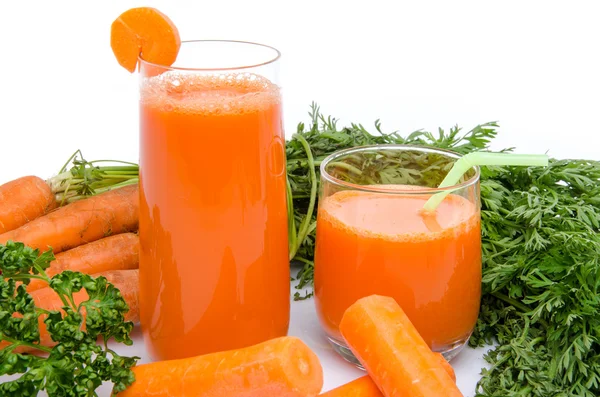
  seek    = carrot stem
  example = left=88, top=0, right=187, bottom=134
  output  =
left=290, top=133, right=318, bottom=260
left=48, top=151, right=141, bottom=206
left=287, top=175, right=298, bottom=259
left=10, top=274, right=48, bottom=282
left=492, top=291, right=549, bottom=328
left=87, top=160, right=139, bottom=167
left=0, top=334, right=52, bottom=354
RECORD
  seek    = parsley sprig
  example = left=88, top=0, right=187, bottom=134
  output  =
left=0, top=241, right=138, bottom=396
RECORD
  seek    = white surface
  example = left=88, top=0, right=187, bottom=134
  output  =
left=0, top=1, right=598, bottom=395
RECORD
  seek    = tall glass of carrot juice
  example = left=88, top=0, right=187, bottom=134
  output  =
left=138, top=41, right=290, bottom=361
left=314, top=145, right=481, bottom=364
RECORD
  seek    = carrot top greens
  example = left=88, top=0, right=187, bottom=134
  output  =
left=0, top=241, right=138, bottom=396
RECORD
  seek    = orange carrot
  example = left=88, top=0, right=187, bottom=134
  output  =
left=0, top=184, right=138, bottom=254
left=320, top=376, right=382, bottom=397
left=436, top=353, right=457, bottom=383
left=116, top=336, right=324, bottom=397
left=1, top=269, right=139, bottom=354
left=319, top=353, right=455, bottom=397
left=339, top=295, right=463, bottom=397
left=110, top=7, right=181, bottom=73
left=0, top=176, right=56, bottom=233
left=26, top=233, right=139, bottom=292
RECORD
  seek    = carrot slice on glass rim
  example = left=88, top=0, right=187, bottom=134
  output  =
left=110, top=7, right=181, bottom=73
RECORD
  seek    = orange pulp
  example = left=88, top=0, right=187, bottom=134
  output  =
left=314, top=188, right=481, bottom=351
left=139, top=72, right=290, bottom=361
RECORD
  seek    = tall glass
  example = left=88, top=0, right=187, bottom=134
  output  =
left=138, top=41, right=290, bottom=361
left=314, top=145, right=481, bottom=365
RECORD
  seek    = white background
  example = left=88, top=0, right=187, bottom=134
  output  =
left=1, top=1, right=599, bottom=395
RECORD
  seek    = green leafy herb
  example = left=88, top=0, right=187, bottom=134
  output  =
left=470, top=160, right=600, bottom=396
left=0, top=241, right=138, bottom=396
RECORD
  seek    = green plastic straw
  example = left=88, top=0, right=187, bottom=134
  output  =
left=422, top=152, right=549, bottom=212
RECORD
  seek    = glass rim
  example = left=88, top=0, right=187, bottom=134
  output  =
left=138, top=39, right=281, bottom=72
left=320, top=144, right=481, bottom=194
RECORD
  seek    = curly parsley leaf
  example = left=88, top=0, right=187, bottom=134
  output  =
left=0, top=242, right=138, bottom=396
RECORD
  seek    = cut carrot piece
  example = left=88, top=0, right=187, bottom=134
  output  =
left=339, top=295, right=463, bottom=397
left=0, top=184, right=139, bottom=254
left=110, top=7, right=181, bottom=73
left=435, top=352, right=457, bottom=383
left=319, top=354, right=455, bottom=397
left=116, top=336, right=323, bottom=397
left=26, top=233, right=139, bottom=292
left=0, top=176, right=56, bottom=233
left=320, top=376, right=382, bottom=397
left=2, top=269, right=139, bottom=354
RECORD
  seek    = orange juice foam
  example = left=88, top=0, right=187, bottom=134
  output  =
left=140, top=72, right=281, bottom=115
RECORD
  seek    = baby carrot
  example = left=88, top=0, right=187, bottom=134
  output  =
left=3, top=269, right=139, bottom=354
left=0, top=184, right=138, bottom=254
left=116, top=336, right=324, bottom=397
left=320, top=354, right=455, bottom=397
left=0, top=176, right=56, bottom=233
left=111, top=7, right=181, bottom=73
left=339, top=295, right=463, bottom=397
left=26, top=233, right=139, bottom=292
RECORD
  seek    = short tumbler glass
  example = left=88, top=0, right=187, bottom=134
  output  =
left=313, top=144, right=481, bottom=366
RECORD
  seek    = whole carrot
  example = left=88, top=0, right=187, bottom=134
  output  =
left=116, top=336, right=324, bottom=397
left=3, top=269, right=139, bottom=354
left=0, top=184, right=138, bottom=254
left=319, top=354, right=455, bottom=397
left=0, top=176, right=56, bottom=233
left=26, top=233, right=139, bottom=292
left=339, top=295, right=463, bottom=397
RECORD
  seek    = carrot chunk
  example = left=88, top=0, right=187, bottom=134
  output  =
left=26, top=233, right=139, bottom=292
left=319, top=353, right=455, bottom=396
left=436, top=352, right=457, bottom=383
left=320, top=376, right=382, bottom=397
left=116, top=336, right=324, bottom=397
left=0, top=184, right=139, bottom=254
left=339, top=295, right=463, bottom=397
left=110, top=7, right=181, bottom=73
left=0, top=176, right=56, bottom=233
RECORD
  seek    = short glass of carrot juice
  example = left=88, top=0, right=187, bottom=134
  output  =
left=138, top=41, right=290, bottom=362
left=314, top=145, right=482, bottom=364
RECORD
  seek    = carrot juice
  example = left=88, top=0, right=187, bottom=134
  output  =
left=138, top=43, right=289, bottom=361
left=314, top=146, right=481, bottom=361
